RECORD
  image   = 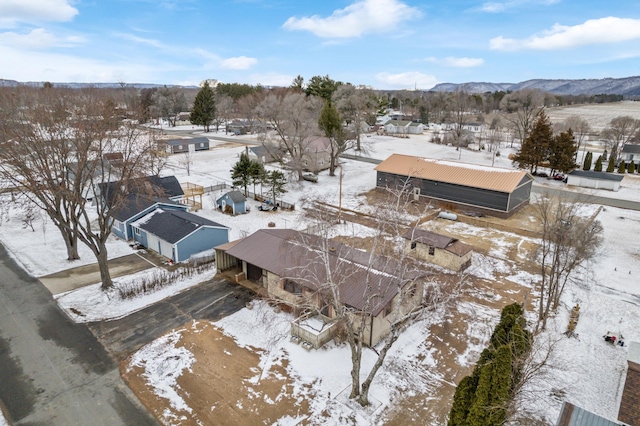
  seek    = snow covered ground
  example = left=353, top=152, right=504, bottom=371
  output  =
left=1, top=123, right=639, bottom=424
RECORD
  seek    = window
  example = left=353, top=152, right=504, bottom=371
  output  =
left=411, top=242, right=417, bottom=250
left=428, top=246, right=435, bottom=256
left=199, top=142, right=204, bottom=148
left=178, top=145, right=183, bottom=150
left=383, top=301, right=393, bottom=317
left=320, top=158, right=325, bottom=166
left=283, top=279, right=303, bottom=294
left=134, top=227, right=141, bottom=236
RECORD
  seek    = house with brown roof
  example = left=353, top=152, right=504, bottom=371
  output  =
left=215, top=229, right=425, bottom=347
left=374, top=154, right=534, bottom=218
left=403, top=229, right=472, bottom=271
left=619, top=341, right=640, bottom=425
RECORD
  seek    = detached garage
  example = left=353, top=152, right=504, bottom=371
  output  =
left=131, top=209, right=229, bottom=262
left=566, top=170, right=624, bottom=191
left=374, top=154, right=534, bottom=217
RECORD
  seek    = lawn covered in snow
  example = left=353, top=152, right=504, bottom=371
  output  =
left=1, top=124, right=639, bottom=424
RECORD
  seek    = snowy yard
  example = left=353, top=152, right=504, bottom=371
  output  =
left=1, top=115, right=640, bottom=424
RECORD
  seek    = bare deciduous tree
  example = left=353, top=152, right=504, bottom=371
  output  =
left=280, top=184, right=464, bottom=406
left=600, top=116, right=640, bottom=162
left=255, top=91, right=323, bottom=181
left=0, top=87, right=155, bottom=289
left=333, top=84, right=376, bottom=151
left=533, top=196, right=603, bottom=331
left=500, top=89, right=546, bottom=144
left=555, top=116, right=591, bottom=163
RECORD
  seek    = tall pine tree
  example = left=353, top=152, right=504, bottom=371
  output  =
left=512, top=110, right=553, bottom=173
left=190, top=81, right=216, bottom=132
left=549, top=129, right=577, bottom=174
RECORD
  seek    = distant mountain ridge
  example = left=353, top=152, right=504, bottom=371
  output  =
left=430, top=76, right=640, bottom=96
left=0, top=79, right=198, bottom=89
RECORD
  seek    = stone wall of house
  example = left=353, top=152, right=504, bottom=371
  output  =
left=406, top=241, right=471, bottom=271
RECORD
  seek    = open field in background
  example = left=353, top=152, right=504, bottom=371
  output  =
left=546, top=100, right=640, bottom=132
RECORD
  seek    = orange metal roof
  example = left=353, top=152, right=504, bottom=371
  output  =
left=374, top=154, right=532, bottom=193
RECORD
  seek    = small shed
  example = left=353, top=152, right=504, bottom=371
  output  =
left=566, top=170, right=624, bottom=191
left=216, top=190, right=247, bottom=215
left=165, top=137, right=210, bottom=154
left=403, top=229, right=472, bottom=271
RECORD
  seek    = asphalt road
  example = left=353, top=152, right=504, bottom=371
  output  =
left=89, top=277, right=254, bottom=360
left=0, top=243, right=156, bottom=426
left=531, top=185, right=640, bottom=210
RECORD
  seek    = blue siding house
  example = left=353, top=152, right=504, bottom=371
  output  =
left=131, top=209, right=229, bottom=262
left=110, top=195, right=188, bottom=240
left=216, top=191, right=247, bottom=215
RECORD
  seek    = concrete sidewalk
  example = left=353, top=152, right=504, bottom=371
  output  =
left=39, top=252, right=159, bottom=295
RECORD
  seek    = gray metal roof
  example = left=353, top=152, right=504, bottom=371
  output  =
left=112, top=194, right=182, bottom=222
left=403, top=229, right=473, bottom=256
left=222, top=229, right=423, bottom=316
left=137, top=209, right=227, bottom=244
left=224, top=190, right=247, bottom=203
left=622, top=144, right=640, bottom=154
left=568, top=170, right=625, bottom=182
left=556, top=402, right=625, bottom=426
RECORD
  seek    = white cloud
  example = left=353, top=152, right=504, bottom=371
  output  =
left=0, top=28, right=84, bottom=49
left=490, top=17, right=640, bottom=51
left=219, top=56, right=257, bottom=70
left=0, top=45, right=159, bottom=83
left=479, top=0, right=559, bottom=13
left=425, top=56, right=484, bottom=68
left=0, top=0, right=78, bottom=26
left=282, top=0, right=420, bottom=38
left=375, top=71, right=438, bottom=90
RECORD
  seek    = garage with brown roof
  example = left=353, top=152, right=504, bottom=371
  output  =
left=374, top=154, right=534, bottom=217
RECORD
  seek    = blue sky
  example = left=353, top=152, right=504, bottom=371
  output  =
left=1, top=0, right=639, bottom=89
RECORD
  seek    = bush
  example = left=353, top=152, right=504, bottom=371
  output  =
left=618, top=160, right=627, bottom=174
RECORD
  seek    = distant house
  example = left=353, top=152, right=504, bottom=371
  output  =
left=131, top=209, right=229, bottom=263
left=374, top=154, right=533, bottom=218
left=164, top=137, right=210, bottom=154
left=301, top=136, right=332, bottom=173
left=215, top=229, right=425, bottom=347
left=216, top=191, right=247, bottom=215
left=384, top=120, right=426, bottom=135
left=620, top=144, right=640, bottom=164
left=619, top=341, right=640, bottom=425
left=175, top=112, right=192, bottom=126
left=247, top=144, right=280, bottom=165
left=566, top=170, right=624, bottom=192
left=98, top=175, right=184, bottom=204
left=403, top=229, right=472, bottom=271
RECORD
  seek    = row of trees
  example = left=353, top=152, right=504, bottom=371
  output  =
left=449, top=303, right=531, bottom=425
left=512, top=110, right=577, bottom=174
left=230, top=152, right=287, bottom=205
left=0, top=87, right=162, bottom=290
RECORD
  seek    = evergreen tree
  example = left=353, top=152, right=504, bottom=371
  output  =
left=190, top=81, right=216, bottom=132
left=594, top=155, right=603, bottom=172
left=512, top=110, right=553, bottom=173
left=266, top=170, right=287, bottom=206
left=447, top=303, right=531, bottom=426
left=249, top=160, right=266, bottom=197
left=583, top=151, right=592, bottom=171
left=618, top=160, right=626, bottom=174
left=318, top=100, right=345, bottom=176
left=230, top=152, right=253, bottom=196
left=628, top=161, right=635, bottom=174
left=448, top=376, right=476, bottom=426
left=549, top=129, right=577, bottom=173
left=606, top=155, right=615, bottom=172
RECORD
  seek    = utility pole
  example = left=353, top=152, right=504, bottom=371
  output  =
left=338, top=165, right=343, bottom=224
